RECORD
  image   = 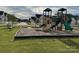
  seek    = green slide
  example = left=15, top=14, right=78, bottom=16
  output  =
left=64, top=21, right=73, bottom=31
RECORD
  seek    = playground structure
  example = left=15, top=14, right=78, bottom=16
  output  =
left=41, top=8, right=77, bottom=32
left=15, top=7, right=79, bottom=38
left=42, top=8, right=52, bottom=31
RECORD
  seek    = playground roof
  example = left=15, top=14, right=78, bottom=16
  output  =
left=4, top=13, right=7, bottom=16
left=44, top=8, right=52, bottom=11
left=35, top=14, right=42, bottom=18
left=31, top=16, right=36, bottom=19
left=58, top=8, right=67, bottom=11
left=52, top=16, right=60, bottom=22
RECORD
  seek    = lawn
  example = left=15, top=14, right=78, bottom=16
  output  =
left=0, top=26, right=79, bottom=52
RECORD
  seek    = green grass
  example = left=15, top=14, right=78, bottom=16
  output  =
left=0, top=26, right=79, bottom=52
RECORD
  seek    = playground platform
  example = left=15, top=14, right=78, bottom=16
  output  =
left=15, top=28, right=79, bottom=39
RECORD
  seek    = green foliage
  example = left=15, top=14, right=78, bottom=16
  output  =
left=0, top=26, right=79, bottom=52
left=7, top=14, right=17, bottom=22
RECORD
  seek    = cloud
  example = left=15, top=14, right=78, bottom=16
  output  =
left=0, top=6, right=13, bottom=13
left=0, top=6, right=79, bottom=19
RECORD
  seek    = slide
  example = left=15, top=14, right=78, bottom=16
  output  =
left=51, top=17, right=73, bottom=31
left=64, top=21, right=73, bottom=31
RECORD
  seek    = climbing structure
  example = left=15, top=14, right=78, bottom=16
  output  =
left=50, top=8, right=73, bottom=31
left=42, top=8, right=52, bottom=31
left=41, top=8, right=74, bottom=32
left=57, top=8, right=67, bottom=31
left=57, top=8, right=73, bottom=31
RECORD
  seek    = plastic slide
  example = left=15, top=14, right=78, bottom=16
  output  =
left=64, top=21, right=73, bottom=31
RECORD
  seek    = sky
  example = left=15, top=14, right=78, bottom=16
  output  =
left=0, top=6, right=79, bottom=19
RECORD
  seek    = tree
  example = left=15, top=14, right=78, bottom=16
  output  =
left=7, top=14, right=17, bottom=29
left=7, top=14, right=17, bottom=22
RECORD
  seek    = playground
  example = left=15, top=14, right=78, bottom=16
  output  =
left=15, top=8, right=79, bottom=38
left=0, top=7, right=79, bottom=52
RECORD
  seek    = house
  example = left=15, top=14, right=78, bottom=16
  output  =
left=0, top=11, right=8, bottom=23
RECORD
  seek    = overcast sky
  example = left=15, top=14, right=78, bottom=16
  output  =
left=0, top=6, right=79, bottom=19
